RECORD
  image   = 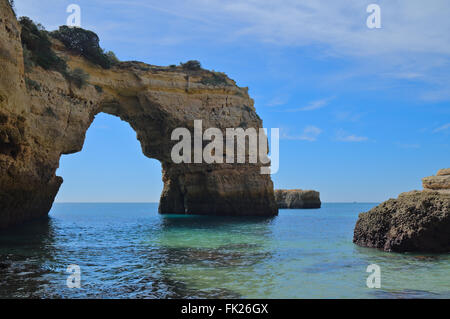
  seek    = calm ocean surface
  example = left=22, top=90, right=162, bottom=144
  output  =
left=0, top=203, right=449, bottom=298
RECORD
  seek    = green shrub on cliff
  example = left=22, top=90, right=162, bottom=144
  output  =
left=25, top=77, right=41, bottom=91
left=105, top=51, right=120, bottom=66
left=19, top=17, right=67, bottom=73
left=180, top=60, right=202, bottom=71
left=66, top=68, right=89, bottom=88
left=200, top=72, right=230, bottom=86
left=94, top=85, right=103, bottom=93
left=22, top=46, right=34, bottom=71
left=51, top=26, right=116, bottom=69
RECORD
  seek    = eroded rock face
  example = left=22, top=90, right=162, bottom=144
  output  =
left=423, top=170, right=450, bottom=192
left=0, top=2, right=277, bottom=228
left=274, top=189, right=321, bottom=209
left=437, top=168, right=450, bottom=176
left=353, top=169, right=450, bottom=253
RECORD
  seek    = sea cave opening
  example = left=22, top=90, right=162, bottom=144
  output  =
left=54, top=113, right=163, bottom=204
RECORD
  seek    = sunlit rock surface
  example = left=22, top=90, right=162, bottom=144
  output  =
left=0, top=0, right=277, bottom=228
left=422, top=169, right=450, bottom=193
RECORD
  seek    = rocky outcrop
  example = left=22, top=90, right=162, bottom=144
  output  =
left=274, top=189, right=321, bottom=209
left=422, top=169, right=450, bottom=192
left=0, top=1, right=277, bottom=229
left=437, top=168, right=450, bottom=176
left=353, top=169, right=450, bottom=253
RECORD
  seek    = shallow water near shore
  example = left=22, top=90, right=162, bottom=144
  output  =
left=0, top=203, right=449, bottom=298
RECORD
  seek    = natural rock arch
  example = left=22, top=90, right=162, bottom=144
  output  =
left=0, top=2, right=276, bottom=229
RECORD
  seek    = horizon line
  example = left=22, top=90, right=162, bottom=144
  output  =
left=54, top=201, right=381, bottom=204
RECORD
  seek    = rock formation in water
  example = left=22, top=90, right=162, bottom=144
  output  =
left=353, top=169, right=450, bottom=253
left=0, top=0, right=277, bottom=229
left=274, top=189, right=321, bottom=209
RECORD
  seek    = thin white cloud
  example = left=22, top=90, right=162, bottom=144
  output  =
left=285, top=97, right=333, bottom=112
left=336, top=129, right=368, bottom=142
left=433, top=123, right=450, bottom=133
left=266, top=96, right=288, bottom=107
left=334, top=111, right=362, bottom=122
left=299, top=98, right=329, bottom=111
left=17, top=1, right=450, bottom=56
left=17, top=1, right=450, bottom=58
left=396, top=142, right=420, bottom=149
left=223, top=0, right=450, bottom=57
left=15, top=0, right=450, bottom=101
left=384, top=72, right=424, bottom=80
left=281, top=126, right=322, bottom=142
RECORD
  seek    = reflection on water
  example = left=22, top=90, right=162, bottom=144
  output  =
left=0, top=203, right=449, bottom=298
left=370, top=289, right=443, bottom=299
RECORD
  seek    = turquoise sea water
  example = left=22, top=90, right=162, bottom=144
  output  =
left=0, top=203, right=449, bottom=298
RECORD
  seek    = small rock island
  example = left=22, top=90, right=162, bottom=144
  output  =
left=353, top=169, right=450, bottom=253
left=274, top=189, right=321, bottom=209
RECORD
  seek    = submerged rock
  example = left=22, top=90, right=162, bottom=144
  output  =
left=274, top=189, right=321, bottom=209
left=353, top=169, right=450, bottom=253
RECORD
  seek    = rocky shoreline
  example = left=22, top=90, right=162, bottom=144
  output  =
left=274, top=189, right=321, bottom=209
left=353, top=169, right=450, bottom=253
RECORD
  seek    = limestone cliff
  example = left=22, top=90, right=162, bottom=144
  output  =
left=0, top=1, right=277, bottom=229
left=274, top=189, right=321, bottom=209
left=353, top=169, right=450, bottom=253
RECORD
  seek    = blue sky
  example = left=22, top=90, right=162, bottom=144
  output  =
left=15, top=0, right=450, bottom=202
